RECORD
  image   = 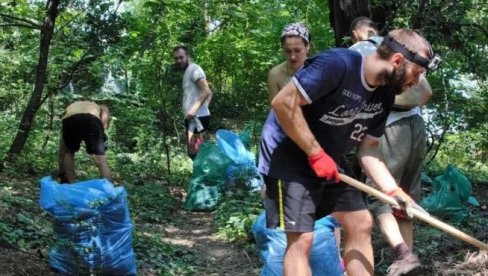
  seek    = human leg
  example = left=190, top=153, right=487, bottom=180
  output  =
left=318, top=182, right=374, bottom=275
left=92, top=154, right=111, bottom=180
left=284, top=232, right=313, bottom=276
left=63, top=151, right=76, bottom=183
left=380, top=116, right=422, bottom=275
left=334, top=210, right=374, bottom=276
left=263, top=175, right=324, bottom=274
left=58, top=132, right=68, bottom=182
left=184, top=117, right=203, bottom=159
left=376, top=212, right=405, bottom=248
left=186, top=129, right=197, bottom=159
left=59, top=118, right=81, bottom=183
left=379, top=118, right=414, bottom=247
left=397, top=115, right=426, bottom=249
left=190, top=116, right=210, bottom=157
left=397, top=216, right=414, bottom=249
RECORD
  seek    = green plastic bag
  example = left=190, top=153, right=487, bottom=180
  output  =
left=421, top=165, right=471, bottom=222
left=183, top=142, right=232, bottom=211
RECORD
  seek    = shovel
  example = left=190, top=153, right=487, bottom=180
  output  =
left=339, top=173, right=488, bottom=252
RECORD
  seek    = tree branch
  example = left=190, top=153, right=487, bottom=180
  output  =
left=54, top=8, right=88, bottom=34
left=0, top=23, right=41, bottom=29
left=38, top=52, right=95, bottom=108
left=57, top=52, right=94, bottom=90
left=0, top=12, right=41, bottom=29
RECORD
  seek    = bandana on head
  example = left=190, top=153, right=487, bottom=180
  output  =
left=281, top=23, right=310, bottom=44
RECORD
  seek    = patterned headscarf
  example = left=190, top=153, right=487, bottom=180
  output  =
left=281, top=22, right=310, bottom=44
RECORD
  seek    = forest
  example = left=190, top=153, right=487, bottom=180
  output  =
left=0, top=0, right=487, bottom=275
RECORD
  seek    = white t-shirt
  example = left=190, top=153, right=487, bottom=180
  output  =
left=349, top=36, right=383, bottom=55
left=385, top=106, right=421, bottom=126
left=182, top=63, right=210, bottom=117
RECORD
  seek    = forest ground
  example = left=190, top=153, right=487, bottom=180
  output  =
left=0, top=172, right=487, bottom=275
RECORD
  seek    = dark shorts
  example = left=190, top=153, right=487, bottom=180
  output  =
left=184, top=116, right=211, bottom=134
left=62, top=113, right=106, bottom=155
left=263, top=175, right=367, bottom=233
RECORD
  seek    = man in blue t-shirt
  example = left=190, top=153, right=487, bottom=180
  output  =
left=258, top=29, right=439, bottom=276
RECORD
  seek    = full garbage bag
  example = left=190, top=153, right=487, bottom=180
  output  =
left=39, top=176, right=137, bottom=275
left=421, top=165, right=472, bottom=221
left=252, top=212, right=343, bottom=276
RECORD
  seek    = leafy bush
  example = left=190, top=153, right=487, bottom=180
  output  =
left=214, top=187, right=262, bottom=242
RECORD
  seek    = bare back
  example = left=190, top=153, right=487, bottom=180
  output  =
left=63, top=101, right=101, bottom=120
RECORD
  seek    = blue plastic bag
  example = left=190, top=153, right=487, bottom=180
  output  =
left=252, top=212, right=343, bottom=276
left=217, top=129, right=255, bottom=165
left=217, top=129, right=262, bottom=191
left=40, top=176, right=137, bottom=275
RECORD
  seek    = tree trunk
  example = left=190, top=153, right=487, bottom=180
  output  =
left=328, top=0, right=372, bottom=46
left=5, top=0, right=60, bottom=159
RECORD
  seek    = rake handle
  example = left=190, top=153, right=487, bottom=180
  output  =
left=339, top=173, right=488, bottom=252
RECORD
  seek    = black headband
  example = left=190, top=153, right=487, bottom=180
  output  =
left=382, top=35, right=441, bottom=70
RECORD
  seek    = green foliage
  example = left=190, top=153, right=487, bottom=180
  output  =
left=426, top=130, right=488, bottom=183
left=0, top=0, right=487, bottom=273
left=128, top=183, right=180, bottom=223
left=0, top=183, right=53, bottom=250
left=132, top=228, right=201, bottom=274
left=214, top=187, right=262, bottom=242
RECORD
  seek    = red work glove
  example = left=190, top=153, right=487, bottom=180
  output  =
left=308, top=148, right=340, bottom=182
left=387, top=187, right=414, bottom=219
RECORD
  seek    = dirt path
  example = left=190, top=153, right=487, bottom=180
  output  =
left=162, top=209, right=260, bottom=275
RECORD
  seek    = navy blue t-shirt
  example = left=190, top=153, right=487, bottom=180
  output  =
left=258, top=48, right=395, bottom=183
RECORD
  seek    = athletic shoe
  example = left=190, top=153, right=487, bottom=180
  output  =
left=387, top=253, right=421, bottom=276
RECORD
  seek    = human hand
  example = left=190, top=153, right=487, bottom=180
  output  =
left=388, top=187, right=414, bottom=218
left=111, top=174, right=122, bottom=186
left=307, top=148, right=339, bottom=182
left=185, top=110, right=196, bottom=120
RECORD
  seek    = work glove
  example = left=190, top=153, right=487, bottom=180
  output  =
left=308, top=148, right=340, bottom=182
left=388, top=187, right=415, bottom=219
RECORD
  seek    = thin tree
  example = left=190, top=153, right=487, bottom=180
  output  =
left=5, top=0, right=60, bottom=161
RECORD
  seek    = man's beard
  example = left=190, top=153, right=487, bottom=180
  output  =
left=174, top=61, right=189, bottom=71
left=378, top=63, right=408, bottom=95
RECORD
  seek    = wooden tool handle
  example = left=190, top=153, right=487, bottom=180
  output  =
left=339, top=173, right=488, bottom=252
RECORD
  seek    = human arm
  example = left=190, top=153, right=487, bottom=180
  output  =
left=357, top=136, right=413, bottom=205
left=394, top=74, right=432, bottom=108
left=267, top=67, right=281, bottom=104
left=272, top=81, right=339, bottom=181
left=186, top=78, right=213, bottom=119
left=272, top=81, right=321, bottom=156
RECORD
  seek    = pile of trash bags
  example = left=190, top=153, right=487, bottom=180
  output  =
left=421, top=164, right=479, bottom=222
left=39, top=177, right=137, bottom=275
left=184, top=127, right=262, bottom=211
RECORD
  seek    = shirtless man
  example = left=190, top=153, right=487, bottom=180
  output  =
left=58, top=101, right=111, bottom=183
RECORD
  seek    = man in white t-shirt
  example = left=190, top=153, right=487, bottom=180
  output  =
left=173, top=46, right=213, bottom=159
left=349, top=17, right=435, bottom=276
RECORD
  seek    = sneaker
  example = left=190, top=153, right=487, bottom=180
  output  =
left=387, top=253, right=421, bottom=276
